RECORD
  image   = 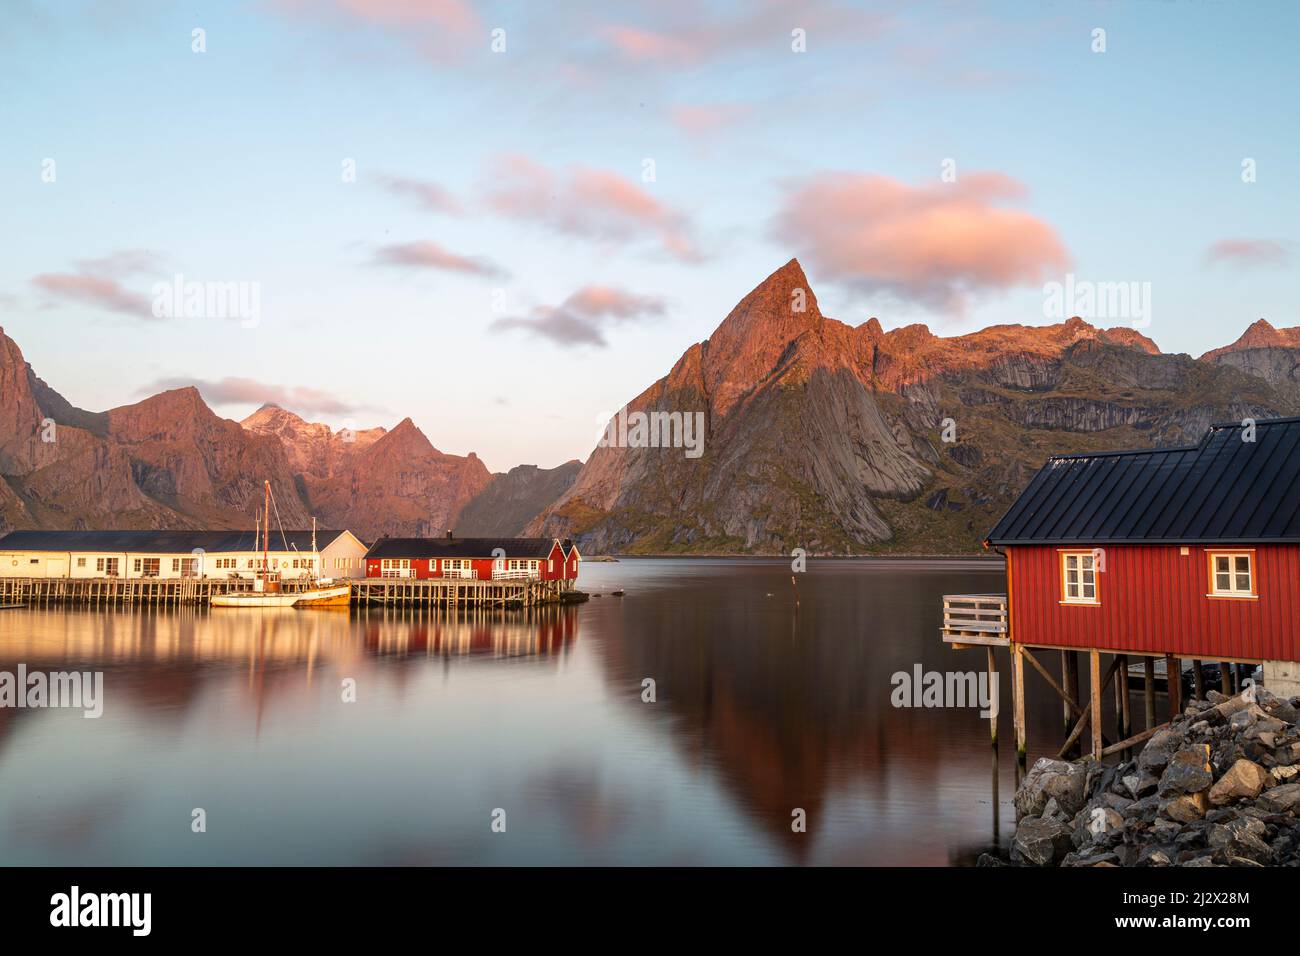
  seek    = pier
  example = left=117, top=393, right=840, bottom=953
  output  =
left=0, top=576, right=579, bottom=609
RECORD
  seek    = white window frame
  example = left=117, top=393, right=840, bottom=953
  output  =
left=1059, top=551, right=1099, bottom=605
left=1208, top=550, right=1255, bottom=599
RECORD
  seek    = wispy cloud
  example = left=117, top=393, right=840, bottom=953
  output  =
left=595, top=1, right=890, bottom=67
left=490, top=286, right=667, bottom=348
left=669, top=103, right=752, bottom=138
left=772, top=171, right=1069, bottom=312
left=376, top=172, right=463, bottom=215
left=1204, top=239, right=1291, bottom=270
left=31, top=248, right=164, bottom=318
left=484, top=154, right=702, bottom=263
left=372, top=240, right=506, bottom=277
left=142, top=375, right=367, bottom=417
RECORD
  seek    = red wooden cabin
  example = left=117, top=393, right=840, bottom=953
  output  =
left=984, top=417, right=1300, bottom=691
left=363, top=535, right=577, bottom=585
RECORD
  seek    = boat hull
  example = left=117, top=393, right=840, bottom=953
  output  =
left=210, top=585, right=351, bottom=609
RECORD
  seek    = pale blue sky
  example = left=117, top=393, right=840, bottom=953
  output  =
left=2, top=0, right=1296, bottom=471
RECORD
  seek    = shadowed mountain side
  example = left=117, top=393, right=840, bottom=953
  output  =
left=454, top=461, right=583, bottom=537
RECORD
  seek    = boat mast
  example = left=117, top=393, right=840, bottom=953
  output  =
left=263, top=479, right=270, bottom=576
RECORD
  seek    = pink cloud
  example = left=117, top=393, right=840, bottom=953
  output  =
left=596, top=1, right=891, bottom=67
left=1204, top=239, right=1290, bottom=270
left=274, top=0, right=477, bottom=32
left=490, top=286, right=667, bottom=348
left=144, top=376, right=366, bottom=416
left=670, top=103, right=752, bottom=137
left=484, top=155, right=702, bottom=263
left=772, top=171, right=1069, bottom=311
left=31, top=273, right=153, bottom=318
left=376, top=173, right=463, bottom=215
left=373, top=240, right=505, bottom=277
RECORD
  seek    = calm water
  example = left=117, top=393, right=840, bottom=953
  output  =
left=0, top=558, right=1073, bottom=866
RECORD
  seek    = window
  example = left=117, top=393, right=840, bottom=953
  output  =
left=1060, top=551, right=1099, bottom=605
left=1209, top=551, right=1254, bottom=597
left=76, top=557, right=86, bottom=568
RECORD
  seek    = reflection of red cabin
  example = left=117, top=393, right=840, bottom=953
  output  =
left=363, top=535, right=578, bottom=585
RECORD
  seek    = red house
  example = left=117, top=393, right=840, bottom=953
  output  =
left=985, top=417, right=1300, bottom=697
left=363, top=535, right=578, bottom=586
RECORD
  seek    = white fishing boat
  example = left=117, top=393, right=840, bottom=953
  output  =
left=210, top=482, right=351, bottom=610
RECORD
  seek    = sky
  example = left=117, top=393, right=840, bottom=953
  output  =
left=2, top=0, right=1297, bottom=472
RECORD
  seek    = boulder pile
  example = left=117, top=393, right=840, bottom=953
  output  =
left=998, top=685, right=1300, bottom=866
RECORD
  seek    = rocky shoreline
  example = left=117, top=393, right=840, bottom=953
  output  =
left=990, top=685, right=1300, bottom=867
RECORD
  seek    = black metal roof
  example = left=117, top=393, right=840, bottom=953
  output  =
left=0, top=529, right=350, bottom=553
left=987, top=418, right=1300, bottom=545
left=365, top=537, right=559, bottom=560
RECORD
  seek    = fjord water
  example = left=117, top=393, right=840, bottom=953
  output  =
left=0, top=558, right=1066, bottom=865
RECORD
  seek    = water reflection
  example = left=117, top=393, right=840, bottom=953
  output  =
left=0, top=559, right=1072, bottom=865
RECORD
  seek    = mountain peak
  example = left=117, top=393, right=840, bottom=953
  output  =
left=698, top=259, right=828, bottom=417
left=1201, top=318, right=1300, bottom=360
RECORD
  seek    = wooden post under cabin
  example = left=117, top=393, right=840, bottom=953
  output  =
left=1192, top=659, right=1204, bottom=701
left=1115, top=654, right=1131, bottom=746
left=1166, top=653, right=1182, bottom=717
left=1012, top=643, right=1026, bottom=764
left=1061, top=650, right=1079, bottom=737
left=987, top=646, right=998, bottom=748
left=1222, top=661, right=1233, bottom=695
left=1143, top=657, right=1156, bottom=729
left=1090, top=650, right=1103, bottom=760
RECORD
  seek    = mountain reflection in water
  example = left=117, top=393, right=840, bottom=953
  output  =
left=0, top=558, right=1070, bottom=865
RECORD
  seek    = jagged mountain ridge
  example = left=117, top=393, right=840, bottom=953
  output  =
left=0, top=327, right=503, bottom=539
left=3, top=268, right=1297, bottom=551
left=530, top=259, right=1296, bottom=554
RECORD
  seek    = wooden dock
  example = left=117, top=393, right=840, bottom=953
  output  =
left=0, top=577, right=579, bottom=609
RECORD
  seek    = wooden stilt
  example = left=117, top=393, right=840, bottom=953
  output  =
left=1012, top=643, right=1026, bottom=764
left=1144, top=657, right=1156, bottom=729
left=987, top=646, right=999, bottom=748
left=1192, top=659, right=1204, bottom=701
left=1222, top=661, right=1233, bottom=695
left=1113, top=653, right=1131, bottom=749
left=1165, top=653, right=1182, bottom=717
left=1090, top=650, right=1103, bottom=760
left=1118, top=654, right=1131, bottom=751
left=1062, top=651, right=1079, bottom=736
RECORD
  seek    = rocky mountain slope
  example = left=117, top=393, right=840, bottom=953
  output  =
left=4, top=265, right=1296, bottom=552
left=0, top=327, right=500, bottom=539
left=454, top=461, right=583, bottom=536
left=530, top=259, right=1295, bottom=554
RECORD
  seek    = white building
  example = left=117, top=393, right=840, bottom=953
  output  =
left=0, top=529, right=369, bottom=581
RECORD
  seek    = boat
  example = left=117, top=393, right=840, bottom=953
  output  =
left=210, top=481, right=351, bottom=610
left=211, top=583, right=350, bottom=609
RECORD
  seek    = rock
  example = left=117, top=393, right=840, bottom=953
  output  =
left=1159, top=745, right=1214, bottom=796
left=1122, top=771, right=1158, bottom=799
left=1011, top=816, right=1073, bottom=866
left=1208, top=818, right=1273, bottom=864
left=1139, top=728, right=1185, bottom=773
left=1260, top=783, right=1300, bottom=813
left=1273, top=765, right=1298, bottom=781
left=1164, top=792, right=1209, bottom=823
left=1180, top=855, right=1218, bottom=866
left=1209, top=759, right=1270, bottom=806
left=1085, top=806, right=1125, bottom=844
left=1014, top=758, right=1089, bottom=820
left=1137, top=846, right=1173, bottom=866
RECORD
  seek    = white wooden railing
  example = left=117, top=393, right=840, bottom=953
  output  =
left=941, top=593, right=1009, bottom=644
